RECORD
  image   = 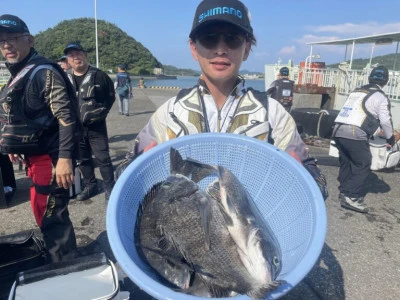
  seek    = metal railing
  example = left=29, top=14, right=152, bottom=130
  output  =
left=265, top=64, right=400, bottom=102
left=297, top=67, right=400, bottom=102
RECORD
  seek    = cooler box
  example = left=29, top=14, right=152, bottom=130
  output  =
left=8, top=252, right=124, bottom=300
left=369, top=136, right=400, bottom=171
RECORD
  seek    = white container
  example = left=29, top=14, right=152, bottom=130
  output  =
left=369, top=136, right=400, bottom=171
left=329, top=140, right=339, bottom=157
left=8, top=253, right=125, bottom=300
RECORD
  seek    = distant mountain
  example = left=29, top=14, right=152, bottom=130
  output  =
left=327, top=53, right=400, bottom=71
left=239, top=70, right=264, bottom=76
left=163, top=65, right=200, bottom=76
left=34, top=18, right=162, bottom=75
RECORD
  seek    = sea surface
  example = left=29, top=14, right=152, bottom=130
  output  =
left=131, top=76, right=266, bottom=92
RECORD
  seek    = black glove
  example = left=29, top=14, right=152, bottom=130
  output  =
left=302, top=157, right=329, bottom=201
left=386, top=135, right=395, bottom=147
left=115, top=140, right=143, bottom=180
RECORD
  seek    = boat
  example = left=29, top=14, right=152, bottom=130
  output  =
left=155, top=74, right=177, bottom=80
left=264, top=32, right=400, bottom=130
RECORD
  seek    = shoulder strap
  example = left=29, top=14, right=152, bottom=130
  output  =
left=247, top=87, right=269, bottom=108
left=174, top=86, right=197, bottom=104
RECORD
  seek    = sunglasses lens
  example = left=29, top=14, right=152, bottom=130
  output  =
left=198, top=33, right=219, bottom=49
left=225, top=33, right=245, bottom=49
left=197, top=32, right=245, bottom=49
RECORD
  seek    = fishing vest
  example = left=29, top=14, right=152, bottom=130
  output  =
left=115, top=72, right=130, bottom=98
left=67, top=66, right=108, bottom=125
left=274, top=79, right=294, bottom=106
left=0, top=57, right=58, bottom=154
left=334, top=84, right=382, bottom=135
left=165, top=87, right=271, bottom=142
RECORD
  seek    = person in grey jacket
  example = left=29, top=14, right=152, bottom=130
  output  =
left=333, top=65, right=394, bottom=213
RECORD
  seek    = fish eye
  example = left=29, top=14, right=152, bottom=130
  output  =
left=162, top=182, right=172, bottom=188
left=273, top=256, right=280, bottom=266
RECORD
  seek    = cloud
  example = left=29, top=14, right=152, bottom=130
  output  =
left=253, top=51, right=270, bottom=58
left=279, top=46, right=296, bottom=55
left=293, top=22, right=400, bottom=63
left=311, top=22, right=400, bottom=37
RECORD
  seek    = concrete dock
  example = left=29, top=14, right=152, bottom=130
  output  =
left=1, top=87, right=400, bottom=299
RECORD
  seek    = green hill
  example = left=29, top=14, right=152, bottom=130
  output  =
left=327, top=53, right=400, bottom=71
left=34, top=18, right=162, bottom=75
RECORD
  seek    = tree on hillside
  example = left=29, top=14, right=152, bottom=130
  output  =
left=327, top=53, right=400, bottom=71
left=34, top=18, right=162, bottom=74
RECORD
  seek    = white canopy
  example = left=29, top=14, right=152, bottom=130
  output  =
left=306, top=32, right=400, bottom=69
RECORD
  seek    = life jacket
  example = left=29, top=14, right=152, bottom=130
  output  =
left=273, top=78, right=294, bottom=106
left=165, top=86, right=271, bottom=142
left=67, top=66, right=108, bottom=125
left=115, top=72, right=130, bottom=98
left=334, top=84, right=383, bottom=135
left=0, top=56, right=62, bottom=154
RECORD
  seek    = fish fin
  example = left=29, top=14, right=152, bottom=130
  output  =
left=207, top=181, right=234, bottom=226
left=158, top=230, right=193, bottom=266
left=141, top=181, right=163, bottom=210
left=247, top=280, right=285, bottom=299
left=199, top=195, right=212, bottom=250
left=219, top=203, right=234, bottom=226
left=170, top=147, right=185, bottom=175
left=217, top=166, right=240, bottom=216
left=186, top=158, right=217, bottom=183
left=205, top=180, right=221, bottom=201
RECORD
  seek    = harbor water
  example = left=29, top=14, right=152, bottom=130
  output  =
left=131, top=76, right=266, bottom=91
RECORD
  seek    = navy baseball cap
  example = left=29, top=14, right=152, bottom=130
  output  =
left=368, top=65, right=389, bottom=86
left=63, top=42, right=85, bottom=55
left=279, top=67, right=289, bottom=76
left=118, top=64, right=126, bottom=70
left=57, top=55, right=67, bottom=62
left=189, top=0, right=253, bottom=39
left=0, top=14, right=30, bottom=34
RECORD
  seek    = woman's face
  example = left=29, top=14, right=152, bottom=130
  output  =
left=190, top=23, right=251, bottom=88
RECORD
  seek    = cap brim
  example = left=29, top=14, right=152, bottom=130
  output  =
left=64, top=47, right=83, bottom=55
left=189, top=20, right=251, bottom=39
left=0, top=26, right=24, bottom=33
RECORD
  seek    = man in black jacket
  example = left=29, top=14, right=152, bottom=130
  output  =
left=0, top=14, right=81, bottom=262
left=266, top=67, right=294, bottom=112
left=64, top=42, right=115, bottom=202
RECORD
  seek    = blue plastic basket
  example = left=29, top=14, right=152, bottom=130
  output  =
left=107, top=133, right=327, bottom=299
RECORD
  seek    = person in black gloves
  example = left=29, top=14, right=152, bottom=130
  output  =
left=333, top=65, right=394, bottom=213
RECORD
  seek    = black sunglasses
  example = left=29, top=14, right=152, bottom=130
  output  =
left=196, top=32, right=247, bottom=50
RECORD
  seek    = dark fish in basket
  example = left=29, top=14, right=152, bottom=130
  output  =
left=207, top=167, right=284, bottom=296
left=135, top=147, right=283, bottom=299
left=134, top=148, right=215, bottom=290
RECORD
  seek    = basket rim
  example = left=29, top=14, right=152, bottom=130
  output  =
left=106, top=133, right=327, bottom=299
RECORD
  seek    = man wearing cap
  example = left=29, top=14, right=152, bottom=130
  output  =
left=0, top=14, right=81, bottom=261
left=266, top=67, right=294, bottom=112
left=64, top=42, right=115, bottom=202
left=333, top=65, right=395, bottom=213
left=57, top=55, right=70, bottom=72
left=122, top=0, right=328, bottom=205
left=115, top=64, right=132, bottom=116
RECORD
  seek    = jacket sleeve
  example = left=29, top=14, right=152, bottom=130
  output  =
left=268, top=98, right=308, bottom=161
left=135, top=99, right=171, bottom=153
left=95, top=70, right=116, bottom=111
left=268, top=98, right=328, bottom=200
left=27, top=67, right=79, bottom=159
